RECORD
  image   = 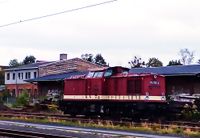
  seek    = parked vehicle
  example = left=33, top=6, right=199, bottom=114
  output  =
left=60, top=66, right=167, bottom=117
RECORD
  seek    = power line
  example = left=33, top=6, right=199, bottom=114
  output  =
left=0, top=0, right=117, bottom=28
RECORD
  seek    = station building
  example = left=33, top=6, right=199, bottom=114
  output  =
left=5, top=54, right=102, bottom=97
left=4, top=61, right=50, bottom=97
left=130, top=65, right=200, bottom=95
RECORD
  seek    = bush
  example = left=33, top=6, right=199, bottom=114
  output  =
left=13, top=90, right=29, bottom=107
left=173, top=128, right=184, bottom=134
left=0, top=90, right=11, bottom=104
left=181, top=103, right=200, bottom=121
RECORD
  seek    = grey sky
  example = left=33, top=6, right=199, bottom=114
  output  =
left=0, top=0, right=200, bottom=66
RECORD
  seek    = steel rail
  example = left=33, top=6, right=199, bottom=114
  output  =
left=0, top=127, right=75, bottom=138
left=0, top=120, right=181, bottom=138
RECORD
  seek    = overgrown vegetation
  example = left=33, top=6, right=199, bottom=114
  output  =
left=12, top=90, right=29, bottom=108
left=181, top=104, right=200, bottom=121
left=0, top=90, right=11, bottom=103
left=0, top=115, right=199, bottom=138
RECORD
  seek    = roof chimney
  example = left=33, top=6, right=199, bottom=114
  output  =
left=60, top=54, right=67, bottom=61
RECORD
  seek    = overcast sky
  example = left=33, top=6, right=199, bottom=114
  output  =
left=0, top=0, right=200, bottom=67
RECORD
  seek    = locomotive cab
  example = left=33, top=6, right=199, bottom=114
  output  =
left=85, top=67, right=129, bottom=97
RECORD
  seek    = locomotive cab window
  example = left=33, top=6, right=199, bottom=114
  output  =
left=86, top=72, right=94, bottom=78
left=104, top=69, right=113, bottom=77
left=122, top=71, right=128, bottom=76
left=93, top=71, right=104, bottom=78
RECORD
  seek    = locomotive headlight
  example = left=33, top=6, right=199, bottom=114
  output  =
left=161, top=92, right=166, bottom=100
left=161, top=96, right=166, bottom=100
left=145, top=92, right=149, bottom=100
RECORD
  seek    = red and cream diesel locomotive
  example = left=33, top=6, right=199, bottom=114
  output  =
left=60, top=66, right=166, bottom=116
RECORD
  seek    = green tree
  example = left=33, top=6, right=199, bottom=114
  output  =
left=167, top=60, right=182, bottom=66
left=81, top=53, right=94, bottom=62
left=128, top=56, right=145, bottom=68
left=23, top=55, right=36, bottom=65
left=9, top=59, right=21, bottom=67
left=146, top=57, right=163, bottom=67
left=94, top=54, right=107, bottom=66
left=179, top=48, right=194, bottom=65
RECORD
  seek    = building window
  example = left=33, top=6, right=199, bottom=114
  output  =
left=18, top=73, right=21, bottom=79
left=34, top=72, right=37, bottom=78
left=28, top=72, right=31, bottom=79
left=21, top=73, right=23, bottom=79
left=12, top=73, right=15, bottom=80
left=25, top=72, right=31, bottom=79
left=12, top=89, right=16, bottom=97
left=7, top=73, right=10, bottom=80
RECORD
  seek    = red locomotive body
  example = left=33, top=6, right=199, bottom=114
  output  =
left=61, top=66, right=166, bottom=116
left=64, top=67, right=166, bottom=102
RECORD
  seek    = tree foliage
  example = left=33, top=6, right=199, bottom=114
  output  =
left=146, top=57, right=163, bottom=67
left=9, top=55, right=36, bottom=67
left=23, top=55, right=36, bottom=65
left=167, top=60, right=182, bottom=66
left=81, top=53, right=108, bottom=66
left=9, top=59, right=21, bottom=67
left=94, top=54, right=107, bottom=66
left=179, top=48, right=194, bottom=65
left=128, top=56, right=145, bottom=68
left=81, top=54, right=94, bottom=62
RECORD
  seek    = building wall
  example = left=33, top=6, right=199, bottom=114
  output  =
left=39, top=58, right=101, bottom=77
left=5, top=69, right=38, bottom=84
left=6, top=83, right=38, bottom=97
left=5, top=69, right=39, bottom=96
left=38, top=81, right=63, bottom=97
left=166, top=76, right=200, bottom=95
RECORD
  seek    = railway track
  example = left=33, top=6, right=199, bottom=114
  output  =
left=0, top=127, right=74, bottom=138
left=0, top=120, right=180, bottom=138
left=0, top=111, right=199, bottom=131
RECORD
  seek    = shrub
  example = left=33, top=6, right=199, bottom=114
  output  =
left=181, top=103, right=200, bottom=121
left=13, top=90, right=29, bottom=107
left=173, top=127, right=184, bottom=134
left=0, top=90, right=11, bottom=103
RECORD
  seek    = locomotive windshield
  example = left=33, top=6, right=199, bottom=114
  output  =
left=93, top=71, right=104, bottom=78
left=104, top=69, right=113, bottom=77
left=86, top=71, right=104, bottom=78
left=86, top=72, right=94, bottom=78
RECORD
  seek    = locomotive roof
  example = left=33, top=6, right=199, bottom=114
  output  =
left=89, top=66, right=129, bottom=72
left=129, top=64, right=200, bottom=76
left=88, top=67, right=108, bottom=71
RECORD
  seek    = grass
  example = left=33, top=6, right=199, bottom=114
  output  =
left=0, top=115, right=199, bottom=138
